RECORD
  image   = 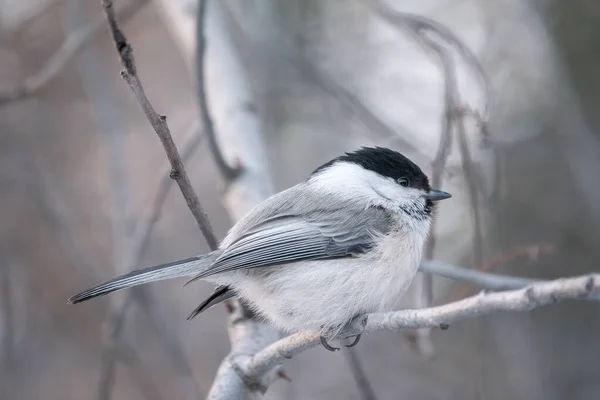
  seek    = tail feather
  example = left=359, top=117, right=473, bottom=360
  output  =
left=68, top=252, right=219, bottom=304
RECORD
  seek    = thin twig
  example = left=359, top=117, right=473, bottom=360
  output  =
left=0, top=0, right=149, bottom=105
left=233, top=273, right=600, bottom=391
left=420, top=260, right=539, bottom=290
left=196, top=0, right=241, bottom=182
left=101, top=0, right=218, bottom=250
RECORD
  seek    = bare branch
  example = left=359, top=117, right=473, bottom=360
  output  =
left=232, top=273, right=600, bottom=391
left=420, top=260, right=539, bottom=290
left=101, top=0, right=218, bottom=250
left=0, top=0, right=149, bottom=105
left=195, top=0, right=241, bottom=182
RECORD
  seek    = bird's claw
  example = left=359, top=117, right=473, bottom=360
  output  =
left=320, top=336, right=340, bottom=352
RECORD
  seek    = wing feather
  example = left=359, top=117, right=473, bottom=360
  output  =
left=191, top=205, right=392, bottom=280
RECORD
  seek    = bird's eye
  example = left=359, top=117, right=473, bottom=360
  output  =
left=397, top=177, right=410, bottom=187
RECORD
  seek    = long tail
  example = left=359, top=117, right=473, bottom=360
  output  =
left=68, top=252, right=220, bottom=304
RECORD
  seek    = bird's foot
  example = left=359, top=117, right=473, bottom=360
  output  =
left=319, top=315, right=368, bottom=352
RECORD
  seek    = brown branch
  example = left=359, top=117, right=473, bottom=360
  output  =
left=101, top=0, right=218, bottom=250
left=0, top=0, right=149, bottom=105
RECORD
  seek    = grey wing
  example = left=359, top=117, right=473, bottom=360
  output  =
left=191, top=205, right=392, bottom=280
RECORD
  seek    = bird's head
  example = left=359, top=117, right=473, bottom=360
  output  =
left=309, top=147, right=451, bottom=219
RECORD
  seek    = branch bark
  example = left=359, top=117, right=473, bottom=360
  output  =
left=101, top=0, right=218, bottom=250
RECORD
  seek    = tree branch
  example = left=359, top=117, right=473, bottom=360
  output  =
left=195, top=0, right=241, bottom=182
left=420, top=260, right=538, bottom=290
left=229, top=273, right=599, bottom=392
left=0, top=0, right=149, bottom=105
left=101, top=0, right=218, bottom=250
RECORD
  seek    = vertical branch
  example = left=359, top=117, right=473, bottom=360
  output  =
left=195, top=0, right=241, bottom=182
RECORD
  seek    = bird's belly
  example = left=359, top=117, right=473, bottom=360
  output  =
left=233, top=254, right=421, bottom=334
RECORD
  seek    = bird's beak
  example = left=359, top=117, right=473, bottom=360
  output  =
left=425, top=189, right=452, bottom=201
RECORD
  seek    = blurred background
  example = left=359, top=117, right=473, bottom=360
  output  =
left=1, top=0, right=600, bottom=399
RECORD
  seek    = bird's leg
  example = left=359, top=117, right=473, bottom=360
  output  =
left=319, top=315, right=367, bottom=352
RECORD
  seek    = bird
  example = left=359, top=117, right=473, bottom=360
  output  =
left=68, top=146, right=451, bottom=351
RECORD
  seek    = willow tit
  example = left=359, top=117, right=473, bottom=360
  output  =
left=69, top=147, right=451, bottom=351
